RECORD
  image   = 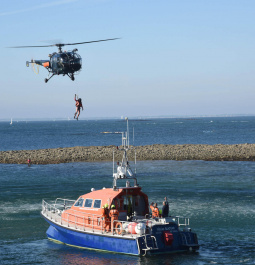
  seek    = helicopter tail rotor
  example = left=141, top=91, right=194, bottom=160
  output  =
left=28, top=59, right=39, bottom=74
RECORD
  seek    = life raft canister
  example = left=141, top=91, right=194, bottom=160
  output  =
left=163, top=231, right=174, bottom=246
left=135, top=222, right=146, bottom=235
left=128, top=222, right=137, bottom=234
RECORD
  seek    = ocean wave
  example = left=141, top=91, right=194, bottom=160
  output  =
left=0, top=202, right=42, bottom=215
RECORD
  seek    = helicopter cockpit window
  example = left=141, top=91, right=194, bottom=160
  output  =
left=52, top=55, right=58, bottom=63
left=60, top=53, right=68, bottom=63
left=73, top=53, right=81, bottom=60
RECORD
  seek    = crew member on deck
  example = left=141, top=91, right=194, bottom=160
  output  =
left=163, top=197, right=169, bottom=217
left=109, top=205, right=119, bottom=232
left=162, top=201, right=169, bottom=217
left=101, top=204, right=110, bottom=232
left=150, top=202, right=159, bottom=218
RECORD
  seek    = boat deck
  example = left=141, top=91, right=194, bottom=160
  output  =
left=42, top=199, right=190, bottom=240
left=41, top=203, right=141, bottom=239
left=42, top=211, right=142, bottom=239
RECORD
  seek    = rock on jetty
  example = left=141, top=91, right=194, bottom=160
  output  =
left=1, top=144, right=255, bottom=164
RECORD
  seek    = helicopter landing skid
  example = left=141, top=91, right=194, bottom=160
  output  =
left=44, top=73, right=74, bottom=83
left=45, top=74, right=55, bottom=83
left=67, top=73, right=75, bottom=81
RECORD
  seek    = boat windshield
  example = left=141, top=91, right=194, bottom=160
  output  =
left=74, top=198, right=84, bottom=207
left=93, top=200, right=101, bottom=208
left=84, top=199, right=93, bottom=208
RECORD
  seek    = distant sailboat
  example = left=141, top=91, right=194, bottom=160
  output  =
left=10, top=118, right=13, bottom=125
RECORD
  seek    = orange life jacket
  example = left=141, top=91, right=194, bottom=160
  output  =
left=101, top=208, right=109, bottom=218
left=150, top=205, right=159, bottom=218
left=109, top=209, right=119, bottom=219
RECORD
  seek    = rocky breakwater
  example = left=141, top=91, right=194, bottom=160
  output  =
left=1, top=144, right=255, bottom=164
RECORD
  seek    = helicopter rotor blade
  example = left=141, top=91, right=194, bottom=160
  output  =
left=7, top=38, right=120, bottom=49
left=62, top=38, right=121, bottom=46
left=7, top=44, right=56, bottom=48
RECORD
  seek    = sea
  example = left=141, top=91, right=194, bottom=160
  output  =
left=0, top=116, right=255, bottom=265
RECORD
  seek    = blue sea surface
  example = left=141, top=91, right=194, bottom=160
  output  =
left=0, top=117, right=255, bottom=264
left=1, top=116, right=255, bottom=151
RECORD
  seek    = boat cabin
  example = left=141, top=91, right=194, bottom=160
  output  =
left=61, top=186, right=149, bottom=231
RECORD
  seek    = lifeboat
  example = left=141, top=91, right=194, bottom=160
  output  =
left=41, top=119, right=199, bottom=255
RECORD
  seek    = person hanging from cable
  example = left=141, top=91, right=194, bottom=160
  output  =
left=74, top=94, right=83, bottom=120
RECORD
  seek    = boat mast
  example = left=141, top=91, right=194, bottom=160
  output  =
left=113, top=118, right=137, bottom=189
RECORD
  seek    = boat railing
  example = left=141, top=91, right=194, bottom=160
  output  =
left=62, top=210, right=104, bottom=233
left=42, top=200, right=141, bottom=237
left=144, top=216, right=189, bottom=226
left=54, top=198, right=75, bottom=210
left=42, top=200, right=190, bottom=237
left=42, top=200, right=104, bottom=232
left=173, top=216, right=190, bottom=227
left=42, top=200, right=63, bottom=220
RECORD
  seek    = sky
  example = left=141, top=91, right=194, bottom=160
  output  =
left=1, top=0, right=255, bottom=120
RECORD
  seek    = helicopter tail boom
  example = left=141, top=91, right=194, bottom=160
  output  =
left=42, top=62, right=50, bottom=68
left=26, top=60, right=49, bottom=67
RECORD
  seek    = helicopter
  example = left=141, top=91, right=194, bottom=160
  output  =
left=10, top=38, right=120, bottom=83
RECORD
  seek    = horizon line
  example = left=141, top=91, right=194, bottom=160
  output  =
left=1, top=114, right=255, bottom=122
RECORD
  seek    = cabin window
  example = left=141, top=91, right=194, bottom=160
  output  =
left=74, top=198, right=84, bottom=207
left=93, top=200, right=101, bottom=209
left=84, top=199, right=93, bottom=208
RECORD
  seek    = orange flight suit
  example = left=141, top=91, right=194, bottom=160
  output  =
left=101, top=207, right=110, bottom=232
left=109, top=208, right=119, bottom=232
